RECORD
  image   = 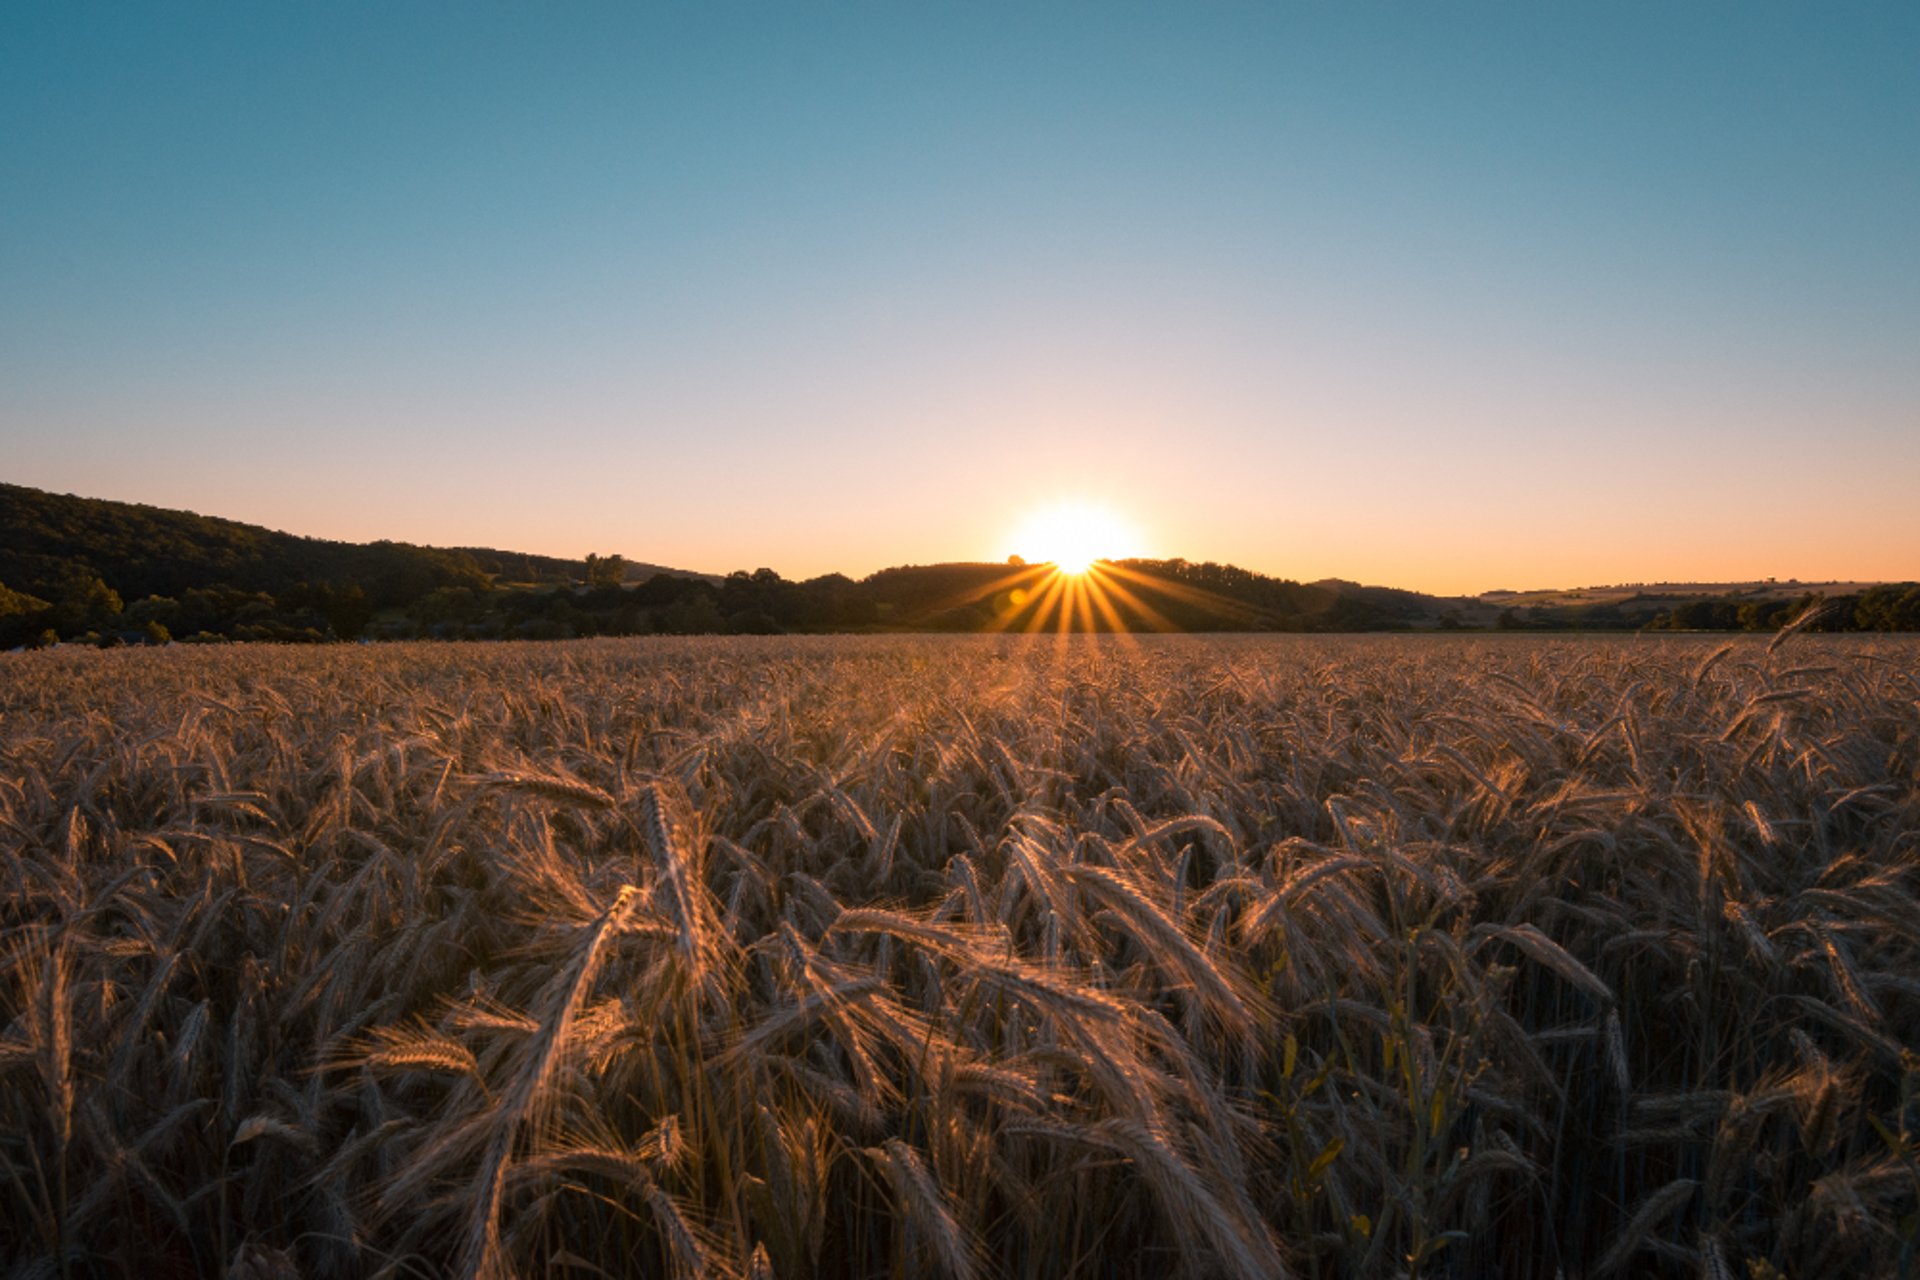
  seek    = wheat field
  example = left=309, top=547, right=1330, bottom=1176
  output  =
left=2, top=634, right=1917, bottom=1279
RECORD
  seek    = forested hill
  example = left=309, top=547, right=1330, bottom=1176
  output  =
left=2, top=481, right=480, bottom=606
left=0, top=482, right=699, bottom=604
left=3, top=481, right=1914, bottom=646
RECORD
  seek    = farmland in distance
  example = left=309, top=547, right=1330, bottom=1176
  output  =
left=3, top=634, right=1918, bottom=1279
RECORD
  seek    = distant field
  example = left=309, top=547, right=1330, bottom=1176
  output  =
left=1479, top=581, right=1887, bottom=608
left=3, top=634, right=1917, bottom=1278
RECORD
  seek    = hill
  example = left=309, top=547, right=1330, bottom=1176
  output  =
left=855, top=559, right=1467, bottom=632
left=2, top=481, right=1914, bottom=644
left=452, top=547, right=712, bottom=588
left=0, top=482, right=727, bottom=644
left=0, top=482, right=708, bottom=604
left=0, top=482, right=1463, bottom=643
left=1479, top=580, right=1887, bottom=608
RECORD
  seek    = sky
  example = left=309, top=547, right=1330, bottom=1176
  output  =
left=3, top=3, right=1916, bottom=594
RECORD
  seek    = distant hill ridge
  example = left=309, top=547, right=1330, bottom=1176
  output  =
left=2, top=482, right=1914, bottom=644
left=0, top=482, right=711, bottom=605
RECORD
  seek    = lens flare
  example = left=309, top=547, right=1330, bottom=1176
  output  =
left=1007, top=501, right=1145, bottom=575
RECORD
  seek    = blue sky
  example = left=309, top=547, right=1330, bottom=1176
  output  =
left=3, top=3, right=1915, bottom=591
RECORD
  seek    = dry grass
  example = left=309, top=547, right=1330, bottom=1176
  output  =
left=2, top=633, right=1918, bottom=1278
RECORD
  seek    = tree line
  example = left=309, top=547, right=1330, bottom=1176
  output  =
left=0, top=559, right=1426, bottom=647
left=4, top=482, right=1915, bottom=645
left=1492, top=586, right=1920, bottom=635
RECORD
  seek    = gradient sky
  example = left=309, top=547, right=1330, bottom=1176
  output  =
left=3, top=3, right=1915, bottom=594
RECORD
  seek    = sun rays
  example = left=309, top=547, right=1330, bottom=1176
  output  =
left=1006, top=501, right=1147, bottom=577
left=859, top=502, right=1271, bottom=634
left=982, top=501, right=1265, bottom=635
left=958, top=558, right=1257, bottom=636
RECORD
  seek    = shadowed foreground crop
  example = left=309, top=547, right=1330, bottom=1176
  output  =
left=3, top=635, right=1918, bottom=1278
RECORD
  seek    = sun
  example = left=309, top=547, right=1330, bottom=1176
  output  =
left=1008, top=501, right=1146, bottom=575
left=987, top=501, right=1182, bottom=633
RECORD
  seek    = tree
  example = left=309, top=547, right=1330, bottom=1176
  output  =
left=1856, top=584, right=1920, bottom=631
left=0, top=580, right=52, bottom=648
left=660, top=592, right=725, bottom=634
left=317, top=584, right=372, bottom=641
left=583, top=553, right=627, bottom=589
left=48, top=571, right=122, bottom=637
left=0, top=580, right=49, bottom=617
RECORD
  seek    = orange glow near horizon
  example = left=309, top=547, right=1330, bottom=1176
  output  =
left=1006, top=501, right=1147, bottom=575
left=957, top=502, right=1286, bottom=636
